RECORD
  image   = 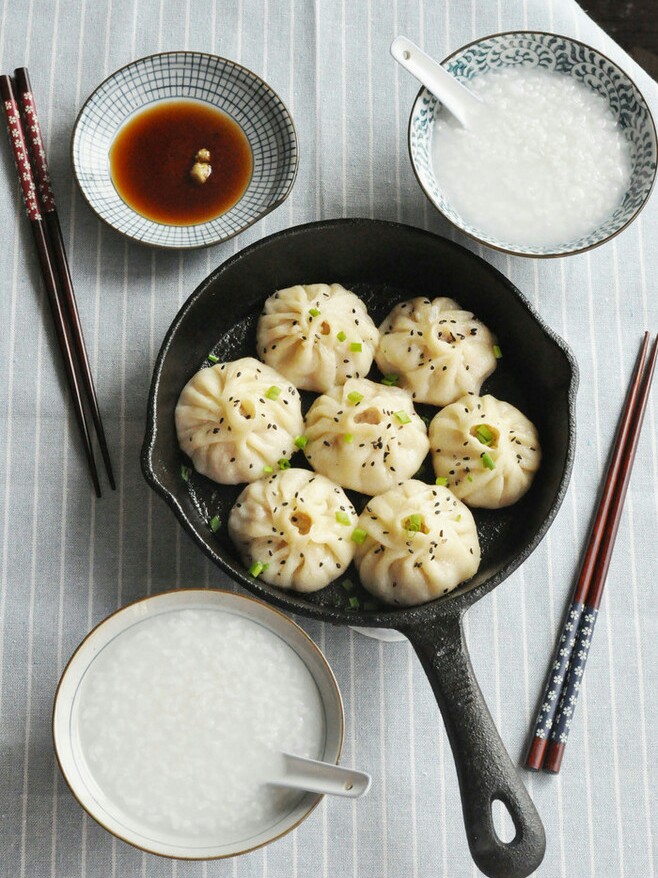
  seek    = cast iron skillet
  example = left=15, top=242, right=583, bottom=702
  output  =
left=142, top=219, right=578, bottom=878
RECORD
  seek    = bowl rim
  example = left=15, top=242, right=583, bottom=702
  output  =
left=52, top=587, right=344, bottom=860
left=70, top=50, right=299, bottom=251
left=407, top=29, right=658, bottom=259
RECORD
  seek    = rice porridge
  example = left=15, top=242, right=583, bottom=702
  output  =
left=73, top=608, right=326, bottom=846
left=431, top=67, right=633, bottom=247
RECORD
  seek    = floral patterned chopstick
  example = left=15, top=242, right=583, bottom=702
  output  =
left=525, top=332, right=656, bottom=773
left=0, top=73, right=101, bottom=497
left=542, top=333, right=658, bottom=773
left=13, top=66, right=115, bottom=491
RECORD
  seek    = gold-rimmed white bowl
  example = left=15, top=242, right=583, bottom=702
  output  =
left=53, top=588, right=343, bottom=859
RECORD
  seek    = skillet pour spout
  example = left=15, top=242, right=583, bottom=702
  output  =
left=142, top=219, right=577, bottom=875
left=400, top=609, right=545, bottom=878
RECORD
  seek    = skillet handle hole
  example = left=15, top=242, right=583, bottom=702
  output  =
left=491, top=796, right=517, bottom=844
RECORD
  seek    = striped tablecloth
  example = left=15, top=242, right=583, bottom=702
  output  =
left=0, top=1, right=656, bottom=876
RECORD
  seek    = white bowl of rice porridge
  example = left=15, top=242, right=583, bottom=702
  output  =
left=408, top=31, right=657, bottom=258
left=53, top=589, right=344, bottom=859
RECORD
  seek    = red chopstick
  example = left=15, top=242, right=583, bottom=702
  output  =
left=525, top=332, right=651, bottom=770
left=14, top=67, right=115, bottom=491
left=0, top=74, right=101, bottom=497
left=525, top=332, right=657, bottom=772
left=542, top=333, right=658, bottom=773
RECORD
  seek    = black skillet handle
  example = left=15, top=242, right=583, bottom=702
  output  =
left=402, top=610, right=546, bottom=878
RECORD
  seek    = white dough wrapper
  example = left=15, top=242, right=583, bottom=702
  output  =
left=353, top=480, right=480, bottom=606
left=256, top=283, right=379, bottom=392
left=430, top=393, right=541, bottom=508
left=375, top=296, right=497, bottom=406
left=303, top=377, right=430, bottom=494
left=228, top=469, right=357, bottom=592
left=175, top=357, right=303, bottom=485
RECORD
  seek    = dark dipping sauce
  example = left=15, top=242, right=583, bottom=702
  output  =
left=109, top=100, right=253, bottom=226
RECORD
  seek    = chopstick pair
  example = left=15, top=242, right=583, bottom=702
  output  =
left=526, top=332, right=658, bottom=774
left=1, top=68, right=114, bottom=497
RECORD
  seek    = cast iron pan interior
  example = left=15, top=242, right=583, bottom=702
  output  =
left=143, top=219, right=576, bottom=626
left=142, top=219, right=578, bottom=878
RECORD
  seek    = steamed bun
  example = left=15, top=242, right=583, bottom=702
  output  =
left=352, top=479, right=480, bottom=606
left=375, top=297, right=497, bottom=406
left=175, top=358, right=303, bottom=485
left=256, top=283, right=379, bottom=392
left=303, top=378, right=429, bottom=495
left=228, top=469, right=357, bottom=592
left=429, top=393, right=541, bottom=508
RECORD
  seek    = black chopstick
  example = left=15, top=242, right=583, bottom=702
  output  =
left=525, top=332, right=656, bottom=773
left=14, top=66, right=115, bottom=491
left=0, top=74, right=101, bottom=497
left=542, top=333, right=657, bottom=773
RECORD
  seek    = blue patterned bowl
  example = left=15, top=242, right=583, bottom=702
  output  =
left=72, top=52, right=298, bottom=249
left=409, top=31, right=657, bottom=257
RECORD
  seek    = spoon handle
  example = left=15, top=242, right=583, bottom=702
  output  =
left=270, top=754, right=371, bottom=799
left=391, top=35, right=482, bottom=128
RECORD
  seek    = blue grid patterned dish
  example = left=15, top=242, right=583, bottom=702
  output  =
left=409, top=31, right=657, bottom=258
left=72, top=52, right=298, bottom=249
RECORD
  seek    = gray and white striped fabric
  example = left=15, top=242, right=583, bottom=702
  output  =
left=0, top=1, right=655, bottom=877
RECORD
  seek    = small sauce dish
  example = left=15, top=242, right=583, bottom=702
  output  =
left=72, top=52, right=298, bottom=249
left=53, top=588, right=343, bottom=859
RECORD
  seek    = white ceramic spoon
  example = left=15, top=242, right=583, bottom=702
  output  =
left=391, top=35, right=483, bottom=128
left=268, top=753, right=371, bottom=799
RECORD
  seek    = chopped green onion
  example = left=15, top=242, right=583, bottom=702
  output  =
left=351, top=527, right=367, bottom=544
left=207, top=353, right=219, bottom=364
left=394, top=410, right=411, bottom=424
left=209, top=515, right=221, bottom=532
left=249, top=561, right=269, bottom=578
left=181, top=464, right=192, bottom=482
left=265, top=385, right=281, bottom=400
left=493, top=344, right=502, bottom=359
left=335, top=510, right=351, bottom=526
left=474, top=424, right=495, bottom=446
left=350, top=342, right=362, bottom=352
left=343, top=433, right=354, bottom=443
left=263, top=465, right=273, bottom=474
left=467, top=475, right=474, bottom=482
left=294, top=435, right=308, bottom=450
left=456, top=514, right=462, bottom=522
left=337, top=330, right=347, bottom=342
left=347, top=391, right=364, bottom=405
left=482, top=452, right=496, bottom=470
left=348, top=596, right=360, bottom=609
left=308, top=307, right=321, bottom=318
left=381, top=373, right=399, bottom=386
left=278, top=458, right=291, bottom=470
left=342, top=579, right=355, bottom=591
left=435, top=476, right=448, bottom=486
left=406, top=513, right=423, bottom=533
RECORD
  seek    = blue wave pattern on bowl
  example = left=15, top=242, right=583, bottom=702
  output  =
left=410, top=32, right=657, bottom=257
left=72, top=52, right=298, bottom=249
